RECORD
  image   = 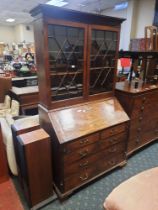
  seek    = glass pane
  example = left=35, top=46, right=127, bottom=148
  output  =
left=48, top=24, right=84, bottom=101
left=89, top=29, right=117, bottom=95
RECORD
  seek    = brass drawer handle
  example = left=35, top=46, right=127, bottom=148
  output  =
left=109, top=138, right=117, bottom=143
left=139, top=116, right=143, bottom=121
left=108, top=160, right=116, bottom=165
left=141, top=106, right=144, bottom=111
left=80, top=173, right=88, bottom=181
left=137, top=128, right=141, bottom=132
left=79, top=149, right=89, bottom=158
left=110, top=129, right=116, bottom=134
left=79, top=161, right=89, bottom=167
left=80, top=139, right=89, bottom=144
left=142, top=97, right=146, bottom=101
left=63, top=148, right=71, bottom=154
left=108, top=147, right=117, bottom=153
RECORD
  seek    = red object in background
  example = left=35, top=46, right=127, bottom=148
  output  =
left=120, top=58, right=131, bottom=68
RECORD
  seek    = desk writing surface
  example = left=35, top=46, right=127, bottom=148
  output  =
left=49, top=97, right=129, bottom=143
left=11, top=86, right=39, bottom=95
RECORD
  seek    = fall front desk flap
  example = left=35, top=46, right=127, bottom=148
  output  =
left=49, top=97, right=129, bottom=143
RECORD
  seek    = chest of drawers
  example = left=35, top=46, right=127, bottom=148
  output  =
left=115, top=81, right=158, bottom=155
left=39, top=97, right=129, bottom=198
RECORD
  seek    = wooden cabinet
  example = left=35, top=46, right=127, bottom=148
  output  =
left=16, top=129, right=54, bottom=208
left=31, top=4, right=124, bottom=109
left=115, top=81, right=158, bottom=155
left=31, top=4, right=129, bottom=198
left=0, top=123, right=9, bottom=183
left=39, top=98, right=129, bottom=197
left=10, top=86, right=39, bottom=115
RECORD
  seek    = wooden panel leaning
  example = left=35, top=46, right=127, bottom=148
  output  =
left=11, top=115, right=40, bottom=188
left=16, top=129, right=54, bottom=209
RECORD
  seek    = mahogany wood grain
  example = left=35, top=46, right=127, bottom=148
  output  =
left=32, top=4, right=123, bottom=109
left=63, top=153, right=125, bottom=192
left=49, top=98, right=129, bottom=143
left=31, top=4, right=128, bottom=198
left=0, top=124, right=9, bottom=183
left=31, top=4, right=125, bottom=27
left=115, top=81, right=158, bottom=94
left=12, top=118, right=40, bottom=136
left=10, top=86, right=39, bottom=114
left=17, top=129, right=53, bottom=207
left=34, top=18, right=52, bottom=109
left=115, top=81, right=158, bottom=155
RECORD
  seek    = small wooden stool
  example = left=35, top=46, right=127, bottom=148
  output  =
left=103, top=167, right=158, bottom=210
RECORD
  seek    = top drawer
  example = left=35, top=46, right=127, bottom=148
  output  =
left=63, top=133, right=99, bottom=153
left=100, top=123, right=126, bottom=139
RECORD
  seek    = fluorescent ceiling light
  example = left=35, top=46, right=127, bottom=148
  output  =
left=114, top=2, right=128, bottom=10
left=46, top=0, right=68, bottom=7
left=6, top=18, right=15, bottom=22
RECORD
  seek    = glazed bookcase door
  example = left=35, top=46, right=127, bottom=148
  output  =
left=88, top=26, right=119, bottom=96
left=47, top=22, right=86, bottom=101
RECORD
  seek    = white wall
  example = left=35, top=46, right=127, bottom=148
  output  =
left=102, top=0, right=156, bottom=50
left=14, top=24, right=23, bottom=43
left=134, top=0, right=155, bottom=38
left=15, top=24, right=34, bottom=43
left=0, top=25, right=15, bottom=44
left=0, top=24, right=34, bottom=44
left=102, top=8, right=127, bottom=50
left=0, top=0, right=156, bottom=48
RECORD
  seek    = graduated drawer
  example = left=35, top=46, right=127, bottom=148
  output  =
left=131, top=104, right=145, bottom=119
left=144, top=91, right=158, bottom=105
left=63, top=142, right=99, bottom=164
left=64, top=165, right=98, bottom=192
left=63, top=133, right=99, bottom=153
left=127, top=136, right=141, bottom=154
left=63, top=153, right=125, bottom=192
left=64, top=151, right=103, bottom=177
left=132, top=95, right=147, bottom=109
left=99, top=132, right=126, bottom=150
left=100, top=123, right=126, bottom=139
left=98, top=153, right=125, bottom=174
left=64, top=141, right=125, bottom=177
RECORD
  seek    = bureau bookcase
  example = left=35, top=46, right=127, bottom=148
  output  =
left=31, top=4, right=129, bottom=198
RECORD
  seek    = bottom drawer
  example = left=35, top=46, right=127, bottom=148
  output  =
left=98, top=154, right=125, bottom=174
left=64, top=141, right=126, bottom=177
left=127, top=130, right=158, bottom=155
left=63, top=154, right=125, bottom=192
left=64, top=165, right=97, bottom=192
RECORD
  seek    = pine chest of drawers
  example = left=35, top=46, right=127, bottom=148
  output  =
left=115, top=81, right=158, bottom=156
left=39, top=97, right=129, bottom=198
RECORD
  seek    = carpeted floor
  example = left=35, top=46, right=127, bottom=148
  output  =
left=13, top=141, right=158, bottom=210
left=0, top=179, right=24, bottom=210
